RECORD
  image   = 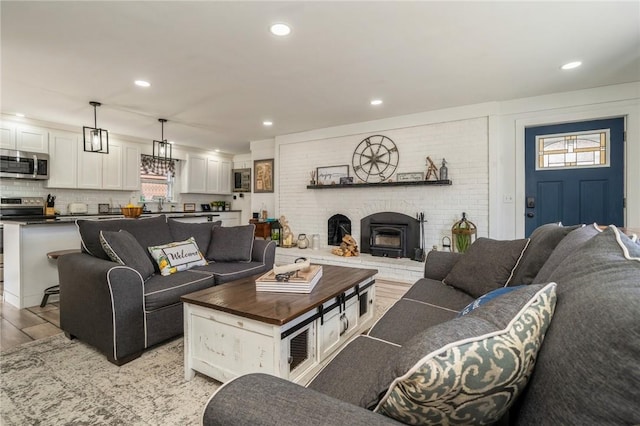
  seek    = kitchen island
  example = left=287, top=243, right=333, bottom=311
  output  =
left=1, top=211, right=241, bottom=308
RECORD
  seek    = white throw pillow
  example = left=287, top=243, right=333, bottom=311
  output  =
left=148, top=237, right=207, bottom=276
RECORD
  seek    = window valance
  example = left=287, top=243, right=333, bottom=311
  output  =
left=141, top=154, right=176, bottom=176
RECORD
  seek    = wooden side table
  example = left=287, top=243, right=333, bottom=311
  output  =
left=250, top=219, right=272, bottom=240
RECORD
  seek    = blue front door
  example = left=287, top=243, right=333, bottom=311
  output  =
left=524, top=117, right=625, bottom=236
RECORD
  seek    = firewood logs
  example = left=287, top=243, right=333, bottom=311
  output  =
left=331, top=234, right=359, bottom=257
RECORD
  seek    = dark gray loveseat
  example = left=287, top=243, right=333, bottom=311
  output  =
left=58, top=215, right=275, bottom=365
left=203, top=223, right=639, bottom=425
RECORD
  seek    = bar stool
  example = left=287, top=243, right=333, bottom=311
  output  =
left=41, top=249, right=81, bottom=307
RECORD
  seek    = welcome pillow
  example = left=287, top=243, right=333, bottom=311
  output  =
left=148, top=237, right=208, bottom=276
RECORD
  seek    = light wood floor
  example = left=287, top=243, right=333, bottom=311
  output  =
left=0, top=283, right=62, bottom=352
left=0, top=279, right=411, bottom=352
left=375, top=278, right=412, bottom=305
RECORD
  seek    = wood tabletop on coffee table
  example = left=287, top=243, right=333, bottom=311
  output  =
left=181, top=265, right=377, bottom=326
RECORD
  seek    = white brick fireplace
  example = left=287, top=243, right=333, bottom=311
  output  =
left=275, top=116, right=489, bottom=253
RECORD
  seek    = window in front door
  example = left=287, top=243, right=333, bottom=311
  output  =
left=536, top=129, right=609, bottom=170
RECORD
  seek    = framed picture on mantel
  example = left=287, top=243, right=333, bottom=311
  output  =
left=254, top=158, right=274, bottom=193
left=316, top=165, right=349, bottom=185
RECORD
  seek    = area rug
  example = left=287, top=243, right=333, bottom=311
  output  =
left=1, top=336, right=219, bottom=425
left=1, top=298, right=398, bottom=425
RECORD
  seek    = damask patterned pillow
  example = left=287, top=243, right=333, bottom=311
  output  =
left=374, top=282, right=557, bottom=425
left=148, top=237, right=208, bottom=276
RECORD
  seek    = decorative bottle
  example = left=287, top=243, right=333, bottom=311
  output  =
left=440, top=158, right=448, bottom=181
left=311, top=234, right=320, bottom=250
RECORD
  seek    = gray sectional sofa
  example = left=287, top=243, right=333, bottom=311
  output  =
left=58, top=215, right=275, bottom=365
left=203, top=223, right=640, bottom=425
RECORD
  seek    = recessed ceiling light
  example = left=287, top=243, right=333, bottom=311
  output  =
left=263, top=121, right=273, bottom=126
left=215, top=149, right=220, bottom=152
left=134, top=80, right=151, bottom=87
left=270, top=23, right=291, bottom=36
left=561, top=61, right=582, bottom=70
left=370, top=99, right=383, bottom=106
left=15, top=112, right=25, bottom=117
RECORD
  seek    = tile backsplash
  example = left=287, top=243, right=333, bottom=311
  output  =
left=0, top=179, right=232, bottom=214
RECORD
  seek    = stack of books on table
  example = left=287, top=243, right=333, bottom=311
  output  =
left=256, top=265, right=323, bottom=293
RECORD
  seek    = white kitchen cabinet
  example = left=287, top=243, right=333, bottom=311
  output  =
left=0, top=122, right=48, bottom=153
left=122, top=144, right=141, bottom=190
left=182, top=153, right=232, bottom=194
left=0, top=121, right=17, bottom=149
left=217, top=211, right=240, bottom=226
left=46, top=130, right=78, bottom=188
left=182, top=154, right=207, bottom=193
left=206, top=157, right=220, bottom=193
left=17, top=126, right=49, bottom=153
left=219, top=160, right=232, bottom=194
left=47, top=133, right=140, bottom=191
left=102, top=142, right=122, bottom=190
left=77, top=146, right=103, bottom=189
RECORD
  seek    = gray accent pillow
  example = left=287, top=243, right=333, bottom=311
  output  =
left=443, top=237, right=530, bottom=298
left=167, top=218, right=222, bottom=255
left=517, top=227, right=640, bottom=424
left=375, top=283, right=557, bottom=425
left=533, top=223, right=600, bottom=283
left=509, top=223, right=580, bottom=285
left=99, top=230, right=155, bottom=279
left=207, top=224, right=256, bottom=262
left=77, top=215, right=172, bottom=262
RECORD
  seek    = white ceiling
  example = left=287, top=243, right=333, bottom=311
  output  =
left=2, top=1, right=639, bottom=154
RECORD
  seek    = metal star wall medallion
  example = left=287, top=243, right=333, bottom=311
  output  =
left=351, top=135, right=399, bottom=183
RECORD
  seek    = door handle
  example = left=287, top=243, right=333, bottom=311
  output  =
left=527, top=212, right=535, bottom=218
left=526, top=197, right=535, bottom=208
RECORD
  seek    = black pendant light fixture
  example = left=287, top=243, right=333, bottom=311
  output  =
left=153, top=118, right=172, bottom=162
left=83, top=101, right=109, bottom=153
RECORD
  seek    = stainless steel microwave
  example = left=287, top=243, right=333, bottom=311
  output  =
left=232, top=168, right=251, bottom=192
left=0, top=148, right=49, bottom=180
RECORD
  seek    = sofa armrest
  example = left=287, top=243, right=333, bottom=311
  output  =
left=252, top=239, right=276, bottom=265
left=423, top=250, right=463, bottom=280
left=203, top=373, right=402, bottom=426
left=58, top=252, right=146, bottom=363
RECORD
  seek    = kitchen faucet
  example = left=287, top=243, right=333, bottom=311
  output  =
left=157, top=197, right=165, bottom=212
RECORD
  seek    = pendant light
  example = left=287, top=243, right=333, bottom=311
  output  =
left=153, top=118, right=172, bottom=162
left=83, top=101, right=109, bottom=153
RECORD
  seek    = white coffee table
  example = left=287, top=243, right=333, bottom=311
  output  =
left=181, top=265, right=377, bottom=384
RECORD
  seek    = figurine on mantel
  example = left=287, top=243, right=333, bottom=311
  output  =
left=279, top=215, right=295, bottom=247
left=425, top=156, right=439, bottom=181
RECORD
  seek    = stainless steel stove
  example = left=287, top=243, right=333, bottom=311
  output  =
left=0, top=197, right=46, bottom=219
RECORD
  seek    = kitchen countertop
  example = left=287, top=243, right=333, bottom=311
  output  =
left=0, top=211, right=241, bottom=226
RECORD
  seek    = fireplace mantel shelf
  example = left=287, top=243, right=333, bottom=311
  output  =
left=307, top=179, right=452, bottom=189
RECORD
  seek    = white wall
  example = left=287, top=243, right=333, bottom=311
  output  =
left=270, top=82, right=639, bottom=243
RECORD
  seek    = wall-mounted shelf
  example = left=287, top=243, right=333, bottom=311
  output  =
left=307, top=180, right=452, bottom=189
